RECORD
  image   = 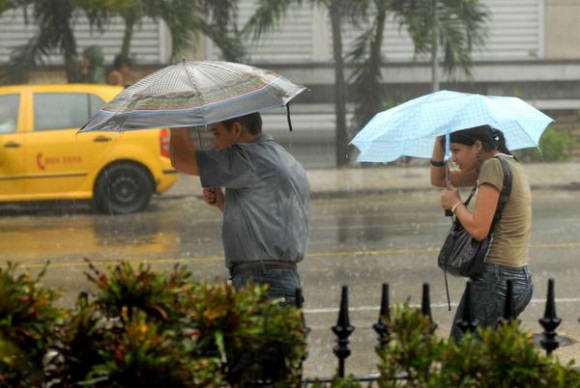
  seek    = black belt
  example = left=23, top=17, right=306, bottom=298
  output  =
left=230, top=260, right=297, bottom=276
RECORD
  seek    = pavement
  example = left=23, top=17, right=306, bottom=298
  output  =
left=166, top=161, right=580, bottom=198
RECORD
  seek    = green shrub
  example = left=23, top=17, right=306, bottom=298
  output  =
left=50, top=260, right=306, bottom=387
left=0, top=262, right=63, bottom=387
left=374, top=304, right=580, bottom=387
left=515, top=127, right=572, bottom=162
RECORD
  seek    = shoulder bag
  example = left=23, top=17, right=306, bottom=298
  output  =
left=437, top=156, right=513, bottom=278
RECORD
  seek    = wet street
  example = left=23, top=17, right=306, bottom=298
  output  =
left=1, top=187, right=579, bottom=377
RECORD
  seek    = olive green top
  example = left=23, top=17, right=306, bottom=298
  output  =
left=478, top=156, right=531, bottom=268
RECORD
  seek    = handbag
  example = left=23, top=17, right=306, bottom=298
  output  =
left=437, top=156, right=513, bottom=278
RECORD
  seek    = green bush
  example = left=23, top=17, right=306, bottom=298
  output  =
left=0, top=262, right=64, bottom=387
left=1, top=260, right=307, bottom=387
left=374, top=303, right=580, bottom=387
left=515, top=127, right=572, bottom=162
left=2, top=262, right=579, bottom=387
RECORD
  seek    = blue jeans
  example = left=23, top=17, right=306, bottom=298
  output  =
left=231, top=268, right=303, bottom=307
left=450, top=263, right=533, bottom=341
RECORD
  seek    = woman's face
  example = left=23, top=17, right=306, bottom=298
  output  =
left=449, top=141, right=480, bottom=171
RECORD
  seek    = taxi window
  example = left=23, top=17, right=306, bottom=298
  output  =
left=0, top=94, right=19, bottom=134
left=34, top=93, right=105, bottom=131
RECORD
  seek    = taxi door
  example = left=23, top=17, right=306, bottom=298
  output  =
left=0, top=93, right=26, bottom=198
left=23, top=91, right=116, bottom=199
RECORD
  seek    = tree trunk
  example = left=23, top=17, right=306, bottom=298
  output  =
left=329, top=2, right=348, bottom=167
left=63, top=26, right=79, bottom=82
left=121, top=15, right=135, bottom=57
left=431, top=0, right=439, bottom=92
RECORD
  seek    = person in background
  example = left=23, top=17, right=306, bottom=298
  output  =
left=107, top=54, right=133, bottom=87
left=430, top=125, right=534, bottom=341
left=80, top=45, right=106, bottom=84
left=169, top=112, right=310, bottom=307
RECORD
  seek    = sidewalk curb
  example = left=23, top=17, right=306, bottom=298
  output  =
left=159, top=182, right=580, bottom=202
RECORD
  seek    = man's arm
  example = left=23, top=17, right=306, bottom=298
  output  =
left=169, top=127, right=199, bottom=175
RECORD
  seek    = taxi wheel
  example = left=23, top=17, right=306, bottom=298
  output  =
left=93, top=162, right=154, bottom=215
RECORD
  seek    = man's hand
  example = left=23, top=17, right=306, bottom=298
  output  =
left=203, top=187, right=225, bottom=211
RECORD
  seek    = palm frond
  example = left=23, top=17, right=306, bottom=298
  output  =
left=347, top=1, right=388, bottom=133
left=242, top=0, right=300, bottom=40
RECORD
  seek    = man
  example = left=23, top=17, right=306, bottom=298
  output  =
left=169, top=112, right=310, bottom=306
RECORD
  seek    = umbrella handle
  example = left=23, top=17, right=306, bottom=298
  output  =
left=444, top=132, right=452, bottom=217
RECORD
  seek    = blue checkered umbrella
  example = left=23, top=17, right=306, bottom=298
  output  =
left=350, top=90, right=554, bottom=163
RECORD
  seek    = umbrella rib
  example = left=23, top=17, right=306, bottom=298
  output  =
left=183, top=61, right=207, bottom=128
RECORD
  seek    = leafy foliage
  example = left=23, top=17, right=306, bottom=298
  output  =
left=0, top=0, right=243, bottom=85
left=515, top=127, right=572, bottom=162
left=0, top=262, right=63, bottom=387
left=374, top=304, right=580, bottom=387
left=50, top=260, right=306, bottom=386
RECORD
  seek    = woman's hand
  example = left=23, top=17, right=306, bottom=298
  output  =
left=440, top=184, right=462, bottom=211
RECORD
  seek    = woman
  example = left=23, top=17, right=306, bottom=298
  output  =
left=430, top=125, right=533, bottom=341
left=80, top=45, right=106, bottom=84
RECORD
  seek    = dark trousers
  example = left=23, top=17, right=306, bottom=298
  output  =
left=451, top=263, right=533, bottom=341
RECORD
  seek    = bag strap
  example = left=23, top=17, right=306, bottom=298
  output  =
left=489, top=156, right=513, bottom=232
left=456, top=155, right=512, bottom=221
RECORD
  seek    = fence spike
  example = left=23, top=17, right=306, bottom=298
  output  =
left=332, top=285, right=354, bottom=378
left=421, top=283, right=437, bottom=332
left=456, top=281, right=477, bottom=334
left=373, top=283, right=390, bottom=351
left=503, top=279, right=516, bottom=322
left=295, top=287, right=311, bottom=335
left=539, top=278, right=561, bottom=355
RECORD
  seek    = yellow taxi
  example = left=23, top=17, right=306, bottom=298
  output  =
left=0, top=84, right=177, bottom=214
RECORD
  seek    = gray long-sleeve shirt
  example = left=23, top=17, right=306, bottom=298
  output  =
left=196, top=134, right=310, bottom=269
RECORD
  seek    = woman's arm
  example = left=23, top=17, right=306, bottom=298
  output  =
left=441, top=183, right=500, bottom=241
left=430, top=136, right=478, bottom=188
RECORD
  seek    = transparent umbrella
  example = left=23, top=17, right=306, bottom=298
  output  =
left=79, top=60, right=307, bottom=132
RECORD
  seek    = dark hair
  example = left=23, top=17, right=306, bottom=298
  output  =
left=113, top=54, right=132, bottom=70
left=223, top=112, right=262, bottom=135
left=439, top=124, right=514, bottom=157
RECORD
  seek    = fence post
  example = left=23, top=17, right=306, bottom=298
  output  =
left=332, top=285, right=354, bottom=378
left=421, top=283, right=437, bottom=332
left=295, top=287, right=310, bottom=336
left=456, top=281, right=477, bottom=334
left=373, top=283, right=390, bottom=351
left=538, top=278, right=561, bottom=355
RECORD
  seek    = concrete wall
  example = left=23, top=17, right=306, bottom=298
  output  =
left=545, top=0, right=580, bottom=59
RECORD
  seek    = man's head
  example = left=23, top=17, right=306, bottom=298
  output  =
left=113, top=54, right=132, bottom=73
left=210, top=112, right=262, bottom=149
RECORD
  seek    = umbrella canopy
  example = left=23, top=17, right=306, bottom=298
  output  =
left=350, top=90, right=554, bottom=163
left=79, top=61, right=307, bottom=132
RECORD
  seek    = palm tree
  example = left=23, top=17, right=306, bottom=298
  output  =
left=1, top=0, right=243, bottom=84
left=390, top=0, right=490, bottom=91
left=2, top=0, right=81, bottom=83
left=346, top=0, right=388, bottom=138
left=87, top=0, right=244, bottom=62
left=244, top=0, right=367, bottom=167
left=347, top=0, right=489, bottom=134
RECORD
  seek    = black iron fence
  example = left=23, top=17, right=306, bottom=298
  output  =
left=300, top=278, right=575, bottom=386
